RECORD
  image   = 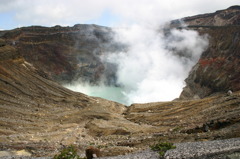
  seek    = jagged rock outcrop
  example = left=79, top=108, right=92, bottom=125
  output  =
left=179, top=6, right=240, bottom=99
left=180, top=26, right=240, bottom=99
left=0, top=24, right=120, bottom=84
left=171, top=5, right=240, bottom=27
left=185, top=5, right=240, bottom=26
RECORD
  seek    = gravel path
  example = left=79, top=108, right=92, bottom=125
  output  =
left=0, top=138, right=239, bottom=159
left=98, top=149, right=159, bottom=159
left=98, top=138, right=240, bottom=159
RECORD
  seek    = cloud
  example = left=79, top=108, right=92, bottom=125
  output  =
left=0, top=0, right=239, bottom=28
left=13, top=0, right=109, bottom=26
left=0, top=0, right=17, bottom=13
left=0, top=0, right=110, bottom=27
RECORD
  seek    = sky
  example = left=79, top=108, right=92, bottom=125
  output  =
left=0, top=0, right=239, bottom=30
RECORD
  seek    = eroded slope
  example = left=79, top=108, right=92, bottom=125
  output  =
left=0, top=6, right=240, bottom=158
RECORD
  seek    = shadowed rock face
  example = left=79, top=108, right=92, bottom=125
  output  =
left=0, top=6, right=239, bottom=158
left=179, top=6, right=240, bottom=99
left=0, top=24, right=120, bottom=84
left=179, top=26, right=240, bottom=99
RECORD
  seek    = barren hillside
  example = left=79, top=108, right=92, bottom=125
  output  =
left=0, top=6, right=239, bottom=158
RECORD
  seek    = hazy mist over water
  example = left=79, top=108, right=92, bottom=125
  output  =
left=65, top=82, right=127, bottom=104
left=65, top=24, right=209, bottom=105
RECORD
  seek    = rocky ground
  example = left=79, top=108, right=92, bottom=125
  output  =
left=0, top=6, right=240, bottom=159
left=1, top=138, right=240, bottom=159
left=0, top=45, right=239, bottom=157
left=99, top=138, right=240, bottom=159
left=0, top=31, right=240, bottom=158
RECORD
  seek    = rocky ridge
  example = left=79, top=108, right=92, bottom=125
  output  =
left=0, top=6, right=239, bottom=159
left=178, top=6, right=240, bottom=99
left=0, top=24, right=120, bottom=84
left=0, top=6, right=239, bottom=99
left=179, top=25, right=240, bottom=99
left=184, top=5, right=240, bottom=26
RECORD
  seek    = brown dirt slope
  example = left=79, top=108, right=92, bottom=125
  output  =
left=0, top=42, right=239, bottom=157
left=0, top=6, right=240, bottom=158
left=0, top=41, right=129, bottom=156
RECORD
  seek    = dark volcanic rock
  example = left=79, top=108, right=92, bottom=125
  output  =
left=179, top=6, right=240, bottom=99
left=175, top=5, right=240, bottom=27
left=0, top=24, right=120, bottom=84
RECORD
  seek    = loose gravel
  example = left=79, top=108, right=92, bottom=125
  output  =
left=98, top=138, right=240, bottom=159
left=0, top=138, right=239, bottom=159
left=165, top=137, right=240, bottom=159
left=98, top=149, right=159, bottom=159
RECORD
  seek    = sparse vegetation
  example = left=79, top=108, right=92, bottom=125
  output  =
left=54, top=145, right=86, bottom=159
left=150, top=142, right=176, bottom=158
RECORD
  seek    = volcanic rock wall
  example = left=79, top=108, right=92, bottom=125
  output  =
left=0, top=24, right=118, bottom=84
left=0, top=6, right=240, bottom=157
left=179, top=6, right=240, bottom=99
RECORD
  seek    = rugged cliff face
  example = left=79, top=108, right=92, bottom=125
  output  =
left=0, top=24, right=119, bottom=84
left=180, top=26, right=240, bottom=99
left=1, top=6, right=239, bottom=100
left=183, top=5, right=240, bottom=26
left=0, top=6, right=239, bottom=158
left=179, top=6, right=240, bottom=99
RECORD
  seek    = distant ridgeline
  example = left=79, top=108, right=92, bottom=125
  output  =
left=0, top=5, right=240, bottom=100
left=0, top=24, right=122, bottom=85
left=0, top=6, right=240, bottom=158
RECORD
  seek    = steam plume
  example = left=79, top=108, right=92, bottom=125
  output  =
left=65, top=24, right=208, bottom=105
left=102, top=25, right=208, bottom=104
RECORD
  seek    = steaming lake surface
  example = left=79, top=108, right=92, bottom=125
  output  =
left=64, top=26, right=208, bottom=105
left=64, top=84, right=128, bottom=105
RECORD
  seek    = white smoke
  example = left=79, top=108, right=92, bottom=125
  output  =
left=101, top=25, right=208, bottom=104
left=65, top=25, right=208, bottom=105
left=65, top=24, right=208, bottom=105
